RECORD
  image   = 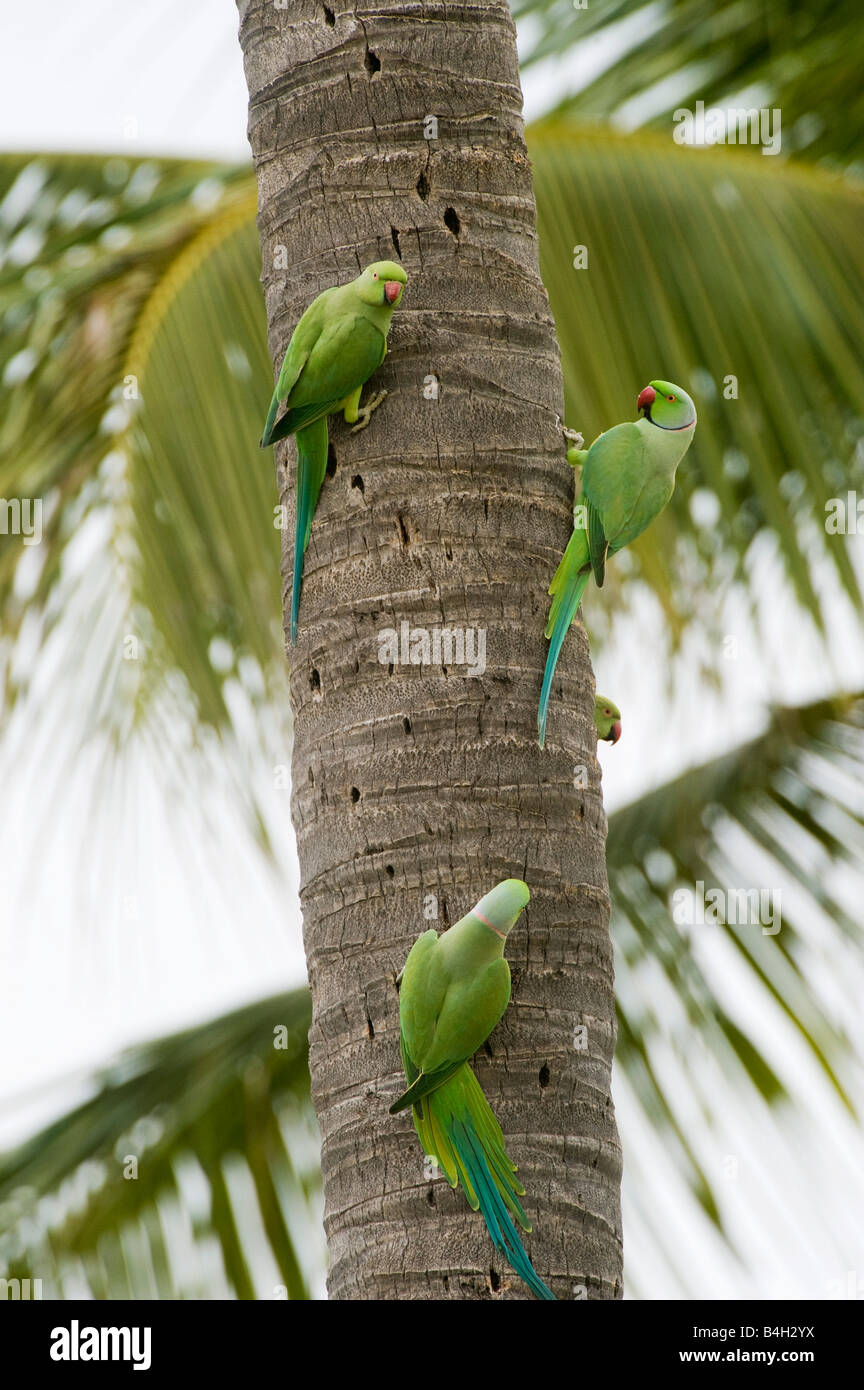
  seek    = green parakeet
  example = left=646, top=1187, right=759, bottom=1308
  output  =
left=594, top=694, right=621, bottom=743
left=538, top=380, right=697, bottom=746
left=390, top=878, right=555, bottom=1301
left=259, top=260, right=407, bottom=643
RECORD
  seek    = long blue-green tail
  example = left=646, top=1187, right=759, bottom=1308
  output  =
left=414, top=1065, right=556, bottom=1300
left=291, top=418, right=329, bottom=644
left=537, top=549, right=590, bottom=747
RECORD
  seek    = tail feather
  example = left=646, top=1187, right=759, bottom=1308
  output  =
left=537, top=558, right=590, bottom=748
left=264, top=397, right=340, bottom=447
left=291, top=418, right=329, bottom=645
left=259, top=387, right=281, bottom=448
left=415, top=1066, right=556, bottom=1301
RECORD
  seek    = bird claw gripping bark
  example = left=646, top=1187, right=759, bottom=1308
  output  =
left=555, top=413, right=583, bottom=445
left=350, top=389, right=388, bottom=432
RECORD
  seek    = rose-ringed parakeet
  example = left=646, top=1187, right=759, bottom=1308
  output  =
left=259, top=260, right=407, bottom=643
left=594, top=694, right=621, bottom=744
left=390, top=879, right=555, bottom=1300
left=538, top=380, right=697, bottom=747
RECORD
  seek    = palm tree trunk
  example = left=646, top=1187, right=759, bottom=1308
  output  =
left=237, top=0, right=622, bottom=1300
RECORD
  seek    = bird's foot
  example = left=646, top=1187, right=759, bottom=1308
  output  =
left=555, top=414, right=583, bottom=444
left=350, top=390, right=388, bottom=432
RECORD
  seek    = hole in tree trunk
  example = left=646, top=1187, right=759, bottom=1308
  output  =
left=351, top=474, right=364, bottom=493
left=364, top=48, right=381, bottom=75
left=326, top=441, right=337, bottom=477
left=310, top=668, right=321, bottom=692
left=350, top=786, right=361, bottom=802
left=539, top=1063, right=551, bottom=1088
left=443, top=207, right=461, bottom=237
left=416, top=171, right=430, bottom=201
left=390, top=226, right=401, bottom=257
left=322, top=4, right=335, bottom=23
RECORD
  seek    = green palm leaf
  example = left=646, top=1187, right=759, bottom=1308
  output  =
left=0, top=990, right=320, bottom=1300
left=514, top=0, right=864, bottom=166
left=610, top=692, right=864, bottom=1237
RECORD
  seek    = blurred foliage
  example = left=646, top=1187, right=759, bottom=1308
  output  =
left=0, top=153, right=273, bottom=739
left=611, top=691, right=864, bottom=1225
left=515, top=0, right=864, bottom=168
left=0, top=991, right=319, bottom=1300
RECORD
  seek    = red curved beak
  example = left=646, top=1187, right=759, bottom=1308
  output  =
left=609, top=720, right=622, bottom=744
left=384, top=280, right=402, bottom=304
left=637, top=385, right=656, bottom=412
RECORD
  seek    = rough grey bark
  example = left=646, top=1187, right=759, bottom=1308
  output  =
left=237, top=0, right=622, bottom=1299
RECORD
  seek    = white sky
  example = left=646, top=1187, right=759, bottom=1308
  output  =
left=0, top=0, right=632, bottom=158
left=0, top=2, right=252, bottom=160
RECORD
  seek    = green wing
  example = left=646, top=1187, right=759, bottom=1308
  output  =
left=260, top=290, right=336, bottom=446
left=392, top=934, right=511, bottom=1113
left=389, top=1056, right=470, bottom=1114
left=261, top=297, right=385, bottom=446
left=263, top=396, right=344, bottom=446
left=287, top=313, right=386, bottom=412
left=585, top=496, right=609, bottom=588
left=395, top=929, right=443, bottom=1071
left=581, top=422, right=647, bottom=557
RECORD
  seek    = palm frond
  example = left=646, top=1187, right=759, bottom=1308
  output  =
left=0, top=153, right=257, bottom=722
left=609, top=691, right=864, bottom=1238
left=122, top=201, right=281, bottom=733
left=0, top=990, right=320, bottom=1300
left=514, top=0, right=864, bottom=166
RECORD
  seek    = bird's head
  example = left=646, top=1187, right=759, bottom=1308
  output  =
left=594, top=695, right=622, bottom=744
left=356, top=260, right=407, bottom=308
left=470, top=879, right=530, bottom=939
left=637, top=380, right=697, bottom=431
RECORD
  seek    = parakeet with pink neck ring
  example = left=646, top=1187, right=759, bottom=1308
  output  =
left=538, top=381, right=697, bottom=747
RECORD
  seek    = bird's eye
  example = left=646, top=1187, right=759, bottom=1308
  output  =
left=372, top=273, right=378, bottom=279
left=667, top=395, right=675, bottom=402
